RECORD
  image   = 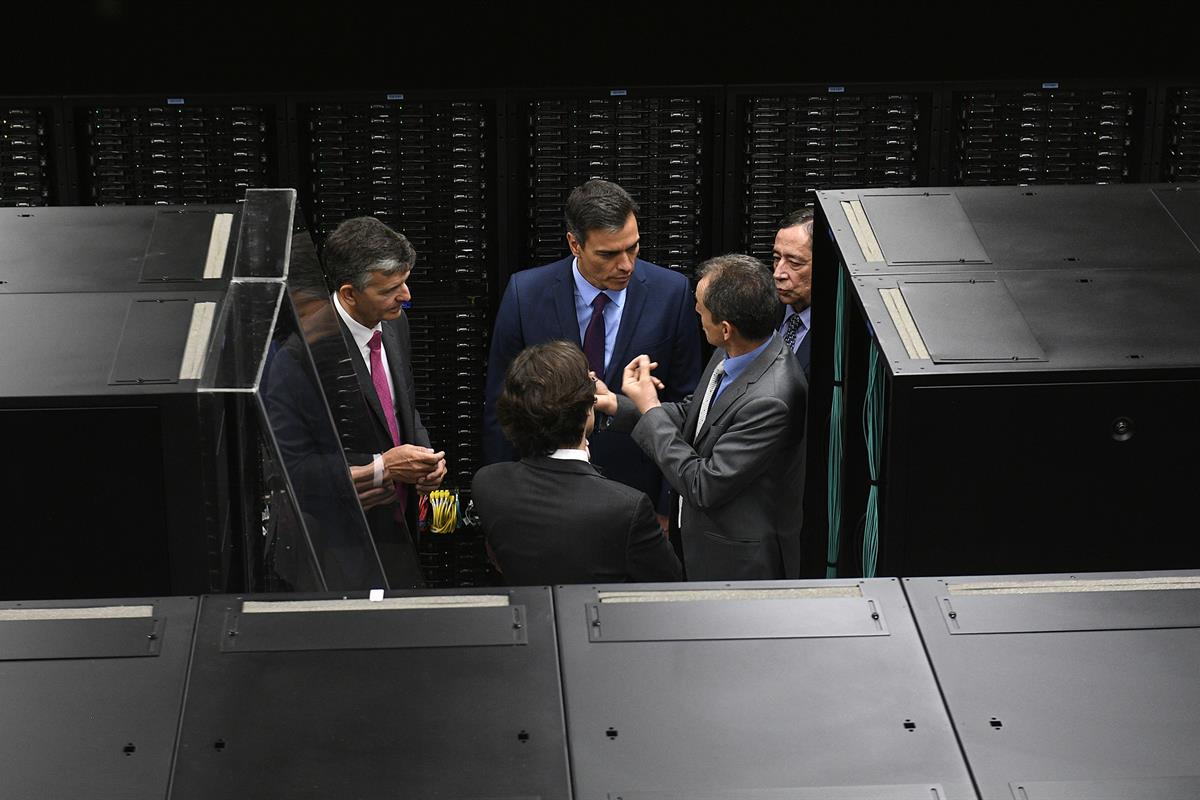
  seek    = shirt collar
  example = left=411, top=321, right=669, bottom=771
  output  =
left=548, top=448, right=590, bottom=462
left=572, top=258, right=626, bottom=309
left=722, top=335, right=776, bottom=383
left=332, top=292, right=381, bottom=351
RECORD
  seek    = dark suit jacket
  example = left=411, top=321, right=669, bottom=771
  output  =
left=471, top=456, right=682, bottom=586
left=337, top=312, right=432, bottom=588
left=614, top=335, right=808, bottom=581
left=483, top=256, right=701, bottom=508
left=794, top=331, right=812, bottom=380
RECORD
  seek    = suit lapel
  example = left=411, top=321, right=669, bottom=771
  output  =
left=552, top=259, right=580, bottom=346
left=605, top=262, right=648, bottom=385
left=339, top=317, right=392, bottom=440
left=694, top=337, right=786, bottom=445
left=684, top=350, right=724, bottom=442
left=381, top=319, right=413, bottom=442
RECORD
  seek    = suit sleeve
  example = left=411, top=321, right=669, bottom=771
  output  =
left=661, top=276, right=702, bottom=402
left=633, top=394, right=792, bottom=512
left=624, top=492, right=683, bottom=581
left=483, top=277, right=524, bottom=465
left=610, top=393, right=688, bottom=434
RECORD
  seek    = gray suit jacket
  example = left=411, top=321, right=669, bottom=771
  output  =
left=613, top=334, right=807, bottom=580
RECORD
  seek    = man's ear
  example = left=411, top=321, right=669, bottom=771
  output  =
left=566, top=232, right=582, bottom=258
left=336, top=284, right=356, bottom=308
left=720, top=321, right=733, bottom=343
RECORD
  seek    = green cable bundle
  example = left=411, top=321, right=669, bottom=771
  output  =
left=826, top=265, right=847, bottom=578
left=861, top=339, right=885, bottom=577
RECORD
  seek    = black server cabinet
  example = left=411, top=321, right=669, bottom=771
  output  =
left=0, top=97, right=66, bottom=207
left=65, top=94, right=285, bottom=206
left=554, top=580, right=976, bottom=800
left=727, top=83, right=937, bottom=263
left=1159, top=84, right=1200, bottom=182
left=810, top=184, right=1200, bottom=579
left=905, top=571, right=1200, bottom=800
left=507, top=85, right=724, bottom=281
left=0, top=596, right=198, bottom=799
left=171, top=588, right=571, bottom=799
left=947, top=80, right=1154, bottom=186
left=0, top=190, right=386, bottom=598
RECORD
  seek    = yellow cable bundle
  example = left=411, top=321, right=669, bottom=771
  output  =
left=428, top=489, right=458, bottom=534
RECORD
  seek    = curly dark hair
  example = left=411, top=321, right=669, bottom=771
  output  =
left=497, top=341, right=596, bottom=458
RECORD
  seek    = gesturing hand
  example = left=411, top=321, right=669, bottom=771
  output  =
left=622, top=354, right=663, bottom=414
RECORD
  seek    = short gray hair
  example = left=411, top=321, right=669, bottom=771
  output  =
left=696, top=253, right=779, bottom=341
left=323, top=217, right=417, bottom=292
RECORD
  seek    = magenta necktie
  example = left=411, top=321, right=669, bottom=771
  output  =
left=582, top=292, right=610, bottom=376
left=368, top=330, right=406, bottom=518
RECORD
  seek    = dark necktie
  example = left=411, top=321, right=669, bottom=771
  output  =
left=783, top=312, right=806, bottom=351
left=582, top=292, right=610, bottom=376
left=368, top=330, right=406, bottom=518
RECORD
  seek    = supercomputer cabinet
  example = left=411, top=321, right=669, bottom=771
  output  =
left=0, top=189, right=385, bottom=598
left=905, top=571, right=1200, bottom=800
left=554, top=579, right=976, bottom=800
left=810, top=184, right=1200, bottom=578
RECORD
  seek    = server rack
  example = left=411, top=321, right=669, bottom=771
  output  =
left=64, top=94, right=285, bottom=207
left=905, top=571, right=1200, bottom=800
left=292, top=91, right=500, bottom=587
left=554, top=579, right=976, bottom=799
left=726, top=83, right=938, bottom=263
left=171, top=588, right=571, bottom=799
left=0, top=596, right=199, bottom=799
left=1158, top=83, right=1200, bottom=182
left=946, top=80, right=1154, bottom=186
left=506, top=85, right=724, bottom=281
left=0, top=97, right=66, bottom=206
left=811, top=184, right=1200, bottom=579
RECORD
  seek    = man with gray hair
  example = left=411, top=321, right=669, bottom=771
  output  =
left=772, top=208, right=814, bottom=379
left=324, top=216, right=446, bottom=587
left=595, top=253, right=808, bottom=580
left=484, top=179, right=701, bottom=532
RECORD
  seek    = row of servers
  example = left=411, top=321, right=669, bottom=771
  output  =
left=520, top=93, right=712, bottom=274
left=4, top=83, right=1198, bottom=242
left=4, top=572, right=1199, bottom=799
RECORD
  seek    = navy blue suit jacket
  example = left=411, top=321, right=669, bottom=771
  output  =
left=483, top=256, right=702, bottom=507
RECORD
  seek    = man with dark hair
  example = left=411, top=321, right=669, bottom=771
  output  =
left=773, top=209, right=814, bottom=379
left=323, top=216, right=446, bottom=588
left=483, top=179, right=701, bottom=534
left=472, top=341, right=681, bottom=585
left=596, top=254, right=808, bottom=580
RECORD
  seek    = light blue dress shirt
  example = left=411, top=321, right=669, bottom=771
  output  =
left=714, top=335, right=776, bottom=402
left=572, top=258, right=627, bottom=373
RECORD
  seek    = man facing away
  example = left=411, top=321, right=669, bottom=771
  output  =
left=483, top=179, right=701, bottom=533
left=596, top=254, right=808, bottom=581
left=472, top=340, right=681, bottom=585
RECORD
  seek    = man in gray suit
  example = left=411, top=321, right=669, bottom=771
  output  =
left=595, top=253, right=808, bottom=580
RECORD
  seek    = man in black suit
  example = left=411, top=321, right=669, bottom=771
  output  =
left=597, top=254, right=808, bottom=581
left=772, top=209, right=814, bottom=380
left=472, top=341, right=681, bottom=586
left=324, top=217, right=446, bottom=588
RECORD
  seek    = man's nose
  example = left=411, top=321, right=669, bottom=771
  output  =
left=399, top=284, right=412, bottom=302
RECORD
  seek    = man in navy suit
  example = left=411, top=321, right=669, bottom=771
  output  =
left=772, top=209, right=813, bottom=380
left=483, top=179, right=701, bottom=530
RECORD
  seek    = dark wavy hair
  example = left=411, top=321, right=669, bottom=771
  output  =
left=497, top=341, right=596, bottom=458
